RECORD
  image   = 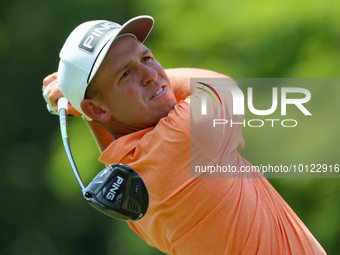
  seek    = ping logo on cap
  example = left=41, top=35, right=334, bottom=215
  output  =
left=79, top=22, right=120, bottom=54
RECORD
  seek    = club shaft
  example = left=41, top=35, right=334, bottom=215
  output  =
left=59, top=107, right=86, bottom=190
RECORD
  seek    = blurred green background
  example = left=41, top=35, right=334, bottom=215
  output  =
left=1, top=0, right=339, bottom=254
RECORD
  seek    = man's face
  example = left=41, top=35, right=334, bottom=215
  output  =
left=90, top=35, right=177, bottom=130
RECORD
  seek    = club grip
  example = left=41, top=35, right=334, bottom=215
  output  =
left=58, top=97, right=69, bottom=113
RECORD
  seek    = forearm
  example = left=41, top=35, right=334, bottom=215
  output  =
left=85, top=120, right=114, bottom=153
left=43, top=72, right=114, bottom=153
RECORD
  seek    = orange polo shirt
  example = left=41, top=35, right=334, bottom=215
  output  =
left=99, top=85, right=325, bottom=254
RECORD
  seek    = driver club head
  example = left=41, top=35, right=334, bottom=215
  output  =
left=57, top=98, right=148, bottom=221
left=83, top=164, right=149, bottom=221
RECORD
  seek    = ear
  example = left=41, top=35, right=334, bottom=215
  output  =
left=80, top=99, right=112, bottom=122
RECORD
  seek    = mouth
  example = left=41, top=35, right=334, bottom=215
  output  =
left=151, top=85, right=166, bottom=99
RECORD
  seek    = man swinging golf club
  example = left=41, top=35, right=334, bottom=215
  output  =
left=42, top=15, right=326, bottom=255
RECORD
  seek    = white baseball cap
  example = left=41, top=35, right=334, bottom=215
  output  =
left=57, top=15, right=154, bottom=115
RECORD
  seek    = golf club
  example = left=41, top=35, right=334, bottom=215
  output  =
left=57, top=97, right=149, bottom=221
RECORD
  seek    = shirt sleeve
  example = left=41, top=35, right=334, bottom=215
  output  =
left=189, top=78, right=245, bottom=177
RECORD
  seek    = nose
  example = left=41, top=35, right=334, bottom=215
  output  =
left=141, top=65, right=158, bottom=86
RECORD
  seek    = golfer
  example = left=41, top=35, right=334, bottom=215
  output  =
left=42, top=15, right=326, bottom=254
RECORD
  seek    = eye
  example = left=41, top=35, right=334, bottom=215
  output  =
left=142, top=56, right=152, bottom=63
left=121, top=70, right=130, bottom=79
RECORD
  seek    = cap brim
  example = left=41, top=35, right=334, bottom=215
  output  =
left=88, top=15, right=154, bottom=83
